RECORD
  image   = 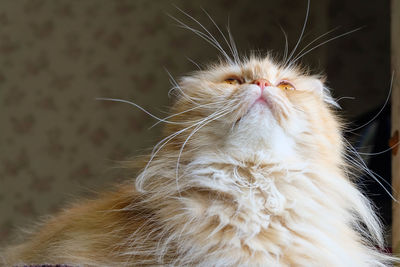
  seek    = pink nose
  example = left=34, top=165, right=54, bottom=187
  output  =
left=252, top=79, right=271, bottom=90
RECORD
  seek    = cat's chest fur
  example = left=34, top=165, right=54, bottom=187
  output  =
left=156, top=154, right=374, bottom=266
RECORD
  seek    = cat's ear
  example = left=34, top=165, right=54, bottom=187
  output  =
left=310, top=78, right=341, bottom=109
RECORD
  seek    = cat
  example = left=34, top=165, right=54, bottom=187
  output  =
left=2, top=54, right=396, bottom=266
left=1, top=10, right=396, bottom=267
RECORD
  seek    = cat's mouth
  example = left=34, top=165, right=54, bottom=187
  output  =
left=254, top=96, right=273, bottom=108
left=233, top=95, right=275, bottom=125
left=248, top=91, right=277, bottom=115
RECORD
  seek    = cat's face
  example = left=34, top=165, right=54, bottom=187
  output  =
left=167, top=57, right=342, bottom=164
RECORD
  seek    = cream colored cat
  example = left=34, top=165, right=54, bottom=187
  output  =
left=1, top=53, right=395, bottom=266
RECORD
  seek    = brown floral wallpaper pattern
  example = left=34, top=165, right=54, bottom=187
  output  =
left=0, top=0, right=389, bottom=245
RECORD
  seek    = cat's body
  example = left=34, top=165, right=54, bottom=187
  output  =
left=2, top=57, right=394, bottom=266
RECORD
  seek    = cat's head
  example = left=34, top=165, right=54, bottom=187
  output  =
left=165, top=56, right=343, bottom=165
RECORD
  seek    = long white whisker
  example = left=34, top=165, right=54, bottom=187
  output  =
left=347, top=152, right=398, bottom=204
left=201, top=8, right=238, bottom=64
left=227, top=16, right=240, bottom=64
left=151, top=123, right=196, bottom=157
left=150, top=100, right=228, bottom=128
left=291, top=27, right=363, bottom=64
left=344, top=139, right=397, bottom=202
left=356, top=140, right=400, bottom=156
left=140, top=126, right=194, bottom=188
left=186, top=57, right=202, bottom=70
left=368, top=168, right=398, bottom=195
left=344, top=153, right=394, bottom=191
left=346, top=72, right=393, bottom=133
left=96, top=98, right=180, bottom=125
left=336, top=96, right=356, bottom=102
left=141, top=104, right=235, bottom=185
left=165, top=68, right=202, bottom=104
left=284, top=0, right=310, bottom=66
left=173, top=20, right=232, bottom=63
left=168, top=85, right=203, bottom=102
left=174, top=6, right=221, bottom=44
left=174, top=105, right=238, bottom=193
left=291, top=26, right=340, bottom=63
left=176, top=22, right=232, bottom=63
left=150, top=109, right=220, bottom=158
left=170, top=7, right=233, bottom=63
left=278, top=25, right=289, bottom=63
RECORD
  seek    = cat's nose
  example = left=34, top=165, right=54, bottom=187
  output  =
left=252, top=79, right=271, bottom=91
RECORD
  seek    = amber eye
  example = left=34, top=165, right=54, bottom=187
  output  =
left=224, top=77, right=243, bottom=85
left=277, top=81, right=295, bottom=90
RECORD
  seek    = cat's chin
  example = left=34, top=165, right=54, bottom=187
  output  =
left=223, top=98, right=301, bottom=161
left=252, top=98, right=272, bottom=110
left=235, top=95, right=274, bottom=122
left=247, top=98, right=277, bottom=121
left=229, top=104, right=275, bottom=139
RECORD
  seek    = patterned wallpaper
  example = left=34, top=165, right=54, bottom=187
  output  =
left=0, top=0, right=389, bottom=245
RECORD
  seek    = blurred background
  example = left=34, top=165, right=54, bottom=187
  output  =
left=0, top=0, right=391, bottom=245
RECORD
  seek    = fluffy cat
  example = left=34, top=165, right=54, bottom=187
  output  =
left=0, top=6, right=396, bottom=264
left=1, top=53, right=395, bottom=266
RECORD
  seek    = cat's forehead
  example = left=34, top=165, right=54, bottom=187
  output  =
left=241, top=58, right=285, bottom=80
left=205, top=57, right=299, bottom=82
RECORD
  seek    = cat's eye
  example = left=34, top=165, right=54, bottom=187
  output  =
left=277, top=81, right=295, bottom=90
left=224, top=76, right=243, bottom=85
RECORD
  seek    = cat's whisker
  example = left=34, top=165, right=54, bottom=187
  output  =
left=369, top=167, right=398, bottom=194
left=174, top=101, right=238, bottom=151
left=178, top=7, right=235, bottom=63
left=356, top=140, right=400, bottom=156
left=96, top=97, right=206, bottom=128
left=141, top=128, right=191, bottom=181
left=140, top=104, right=235, bottom=189
left=344, top=153, right=394, bottom=193
left=343, top=139, right=397, bottom=202
left=291, top=27, right=364, bottom=64
left=174, top=21, right=232, bottom=63
left=345, top=72, right=393, bottom=133
left=201, top=8, right=239, bottom=64
left=150, top=100, right=228, bottom=128
left=165, top=68, right=202, bottom=104
left=174, top=103, right=236, bottom=156
left=290, top=26, right=340, bottom=65
left=170, top=7, right=233, bottom=63
left=226, top=15, right=240, bottom=64
left=278, top=24, right=289, bottom=63
left=168, top=85, right=203, bottom=102
left=174, top=105, right=236, bottom=194
left=284, top=0, right=310, bottom=66
left=95, top=98, right=183, bottom=125
left=186, top=57, right=202, bottom=70
left=335, top=96, right=356, bottom=103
